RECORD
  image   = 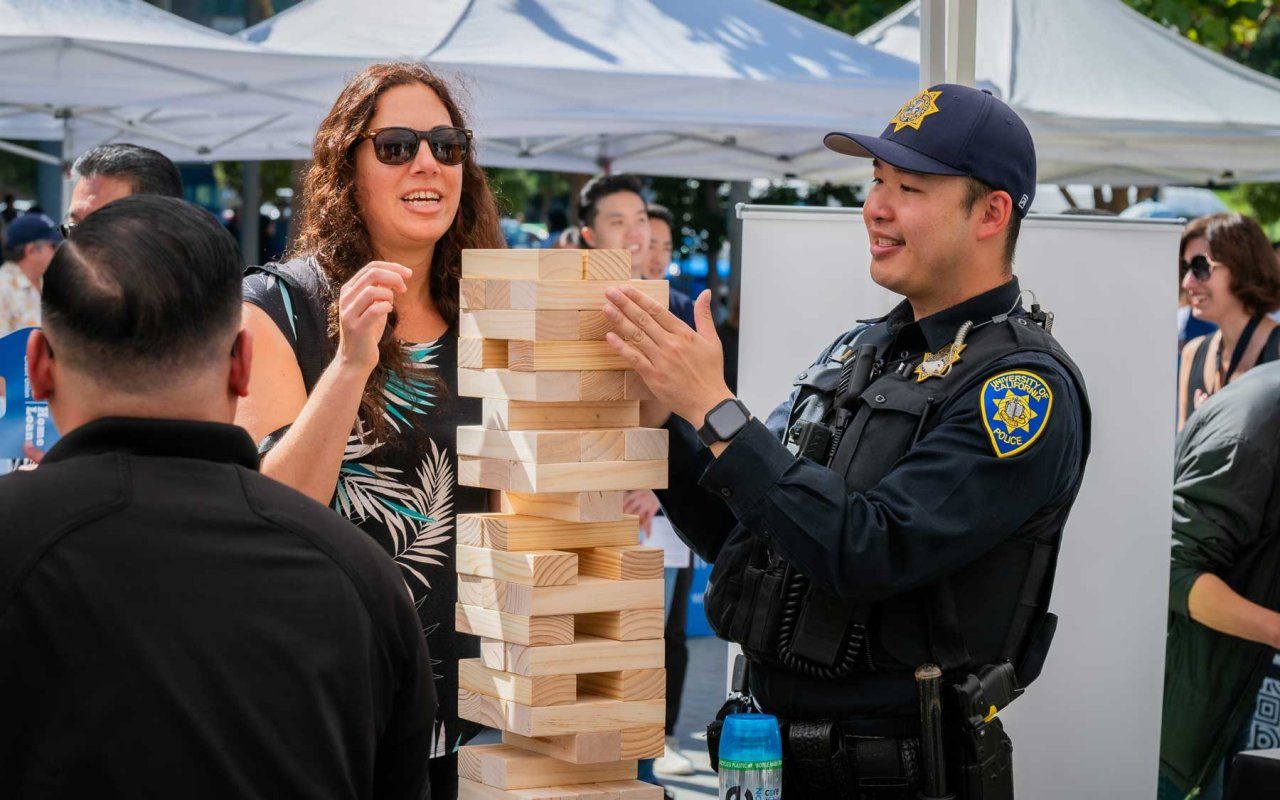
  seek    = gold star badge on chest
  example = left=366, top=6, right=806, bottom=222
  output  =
left=914, top=342, right=966, bottom=382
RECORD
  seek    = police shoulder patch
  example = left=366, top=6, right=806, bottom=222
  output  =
left=980, top=369, right=1053, bottom=458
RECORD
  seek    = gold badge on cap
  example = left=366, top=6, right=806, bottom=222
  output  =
left=890, top=89, right=942, bottom=132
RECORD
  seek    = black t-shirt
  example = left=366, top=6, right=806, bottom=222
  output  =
left=244, top=264, right=487, bottom=758
left=0, top=417, right=435, bottom=799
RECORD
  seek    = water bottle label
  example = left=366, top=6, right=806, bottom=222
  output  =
left=718, top=759, right=783, bottom=770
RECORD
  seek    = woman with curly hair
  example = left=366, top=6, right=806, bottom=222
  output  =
left=237, top=62, right=503, bottom=796
left=1177, top=212, right=1280, bottom=431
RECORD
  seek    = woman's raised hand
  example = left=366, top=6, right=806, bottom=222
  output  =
left=337, top=261, right=412, bottom=373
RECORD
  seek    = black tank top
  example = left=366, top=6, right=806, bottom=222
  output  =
left=1185, top=324, right=1280, bottom=414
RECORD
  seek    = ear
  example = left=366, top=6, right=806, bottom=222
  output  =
left=228, top=328, right=253, bottom=399
left=975, top=190, right=1014, bottom=246
left=579, top=225, right=597, bottom=248
left=27, top=329, right=55, bottom=401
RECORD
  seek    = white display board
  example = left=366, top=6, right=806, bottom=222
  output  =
left=735, top=205, right=1180, bottom=799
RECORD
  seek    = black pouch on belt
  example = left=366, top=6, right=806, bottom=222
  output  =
left=786, top=720, right=856, bottom=800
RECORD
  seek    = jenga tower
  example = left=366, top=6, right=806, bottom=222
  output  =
left=454, top=249, right=670, bottom=799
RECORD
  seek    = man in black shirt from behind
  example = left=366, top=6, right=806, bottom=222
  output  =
left=0, top=196, right=436, bottom=799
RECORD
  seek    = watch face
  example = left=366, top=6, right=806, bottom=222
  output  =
left=708, top=401, right=748, bottom=439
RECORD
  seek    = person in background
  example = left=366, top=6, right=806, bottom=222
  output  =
left=237, top=61, right=503, bottom=798
left=541, top=208, right=570, bottom=249
left=1, top=193, right=17, bottom=226
left=65, top=143, right=184, bottom=231
left=0, top=213, right=61, bottom=337
left=1159, top=359, right=1280, bottom=800
left=0, top=195, right=436, bottom=799
left=1177, top=213, right=1280, bottom=430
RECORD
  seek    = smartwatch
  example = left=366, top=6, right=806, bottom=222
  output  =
left=698, top=398, right=751, bottom=446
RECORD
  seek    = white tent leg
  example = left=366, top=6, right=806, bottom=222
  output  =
left=946, top=0, right=977, bottom=87
left=920, top=0, right=947, bottom=88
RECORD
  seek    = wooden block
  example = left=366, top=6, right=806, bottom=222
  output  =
left=456, top=370, right=632, bottom=402
left=502, top=730, right=622, bottom=764
left=584, top=249, right=632, bottom=280
left=618, top=726, right=667, bottom=760
left=572, top=546, right=663, bottom=581
left=458, top=369, right=632, bottom=402
left=459, top=456, right=667, bottom=493
left=462, top=276, right=489, bottom=309
left=500, top=727, right=663, bottom=764
left=458, top=777, right=660, bottom=799
left=460, top=338, right=509, bottom=369
left=463, top=249, right=584, bottom=281
left=456, top=545, right=578, bottom=587
left=577, top=311, right=611, bottom=340
left=458, top=574, right=664, bottom=616
left=458, top=743, right=636, bottom=790
left=463, top=279, right=666, bottom=311
left=461, top=310, right=584, bottom=341
left=623, top=429, right=667, bottom=461
left=458, top=427, right=625, bottom=464
left=480, top=635, right=665, bottom=677
left=455, top=603, right=574, bottom=646
left=508, top=341, right=630, bottom=372
left=460, top=658, right=577, bottom=707
left=458, top=427, right=627, bottom=464
left=459, top=690, right=665, bottom=737
left=576, top=609, right=664, bottom=641
left=624, top=372, right=646, bottom=401
left=500, top=491, right=626, bottom=523
left=577, top=669, right=665, bottom=702
left=483, top=399, right=639, bottom=431
left=459, top=513, right=635, bottom=550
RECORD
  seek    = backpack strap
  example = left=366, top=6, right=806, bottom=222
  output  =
left=244, top=258, right=333, bottom=394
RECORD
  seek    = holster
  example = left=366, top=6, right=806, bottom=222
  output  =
left=951, top=716, right=1014, bottom=800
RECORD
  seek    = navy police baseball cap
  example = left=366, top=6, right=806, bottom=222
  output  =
left=825, top=84, right=1037, bottom=217
left=5, top=212, right=63, bottom=250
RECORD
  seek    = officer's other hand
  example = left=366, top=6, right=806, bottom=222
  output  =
left=624, top=489, right=660, bottom=536
left=602, top=287, right=733, bottom=428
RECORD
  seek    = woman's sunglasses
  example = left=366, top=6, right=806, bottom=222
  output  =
left=1179, top=254, right=1219, bottom=282
left=359, top=126, right=472, bottom=167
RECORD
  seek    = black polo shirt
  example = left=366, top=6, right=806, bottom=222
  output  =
left=0, top=417, right=436, bottom=799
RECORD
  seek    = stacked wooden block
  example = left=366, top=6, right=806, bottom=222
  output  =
left=456, top=249, right=669, bottom=799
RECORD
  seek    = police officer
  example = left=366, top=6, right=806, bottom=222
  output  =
left=600, top=84, right=1090, bottom=799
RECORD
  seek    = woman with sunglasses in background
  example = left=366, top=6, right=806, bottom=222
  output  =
left=1177, top=212, right=1280, bottom=431
left=237, top=62, right=502, bottom=797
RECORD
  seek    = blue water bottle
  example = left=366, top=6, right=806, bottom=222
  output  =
left=719, top=712, right=783, bottom=800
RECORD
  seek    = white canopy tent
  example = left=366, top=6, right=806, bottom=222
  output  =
left=0, top=0, right=368, bottom=176
left=857, top=0, right=1280, bottom=185
left=240, top=0, right=921, bottom=180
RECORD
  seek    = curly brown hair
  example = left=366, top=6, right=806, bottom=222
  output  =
left=291, top=62, right=502, bottom=439
left=1182, top=212, right=1280, bottom=317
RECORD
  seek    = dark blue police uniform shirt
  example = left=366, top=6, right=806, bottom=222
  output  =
left=656, top=278, right=1085, bottom=719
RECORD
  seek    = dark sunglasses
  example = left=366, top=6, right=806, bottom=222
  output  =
left=358, top=126, right=472, bottom=167
left=59, top=220, right=76, bottom=238
left=1179, top=254, right=1217, bottom=282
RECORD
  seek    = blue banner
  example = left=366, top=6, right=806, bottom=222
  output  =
left=0, top=327, right=59, bottom=460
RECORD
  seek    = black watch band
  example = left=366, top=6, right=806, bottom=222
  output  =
left=698, top=398, right=750, bottom=446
